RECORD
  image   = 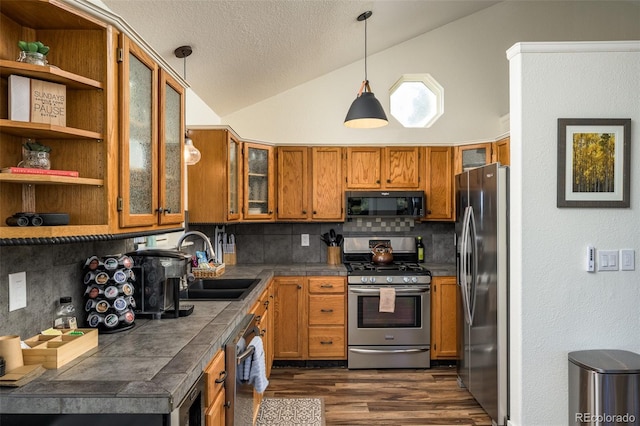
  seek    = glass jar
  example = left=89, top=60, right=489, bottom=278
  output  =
left=17, top=51, right=47, bottom=66
left=18, top=150, right=51, bottom=169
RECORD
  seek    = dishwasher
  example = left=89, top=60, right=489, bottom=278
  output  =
left=224, top=313, right=263, bottom=426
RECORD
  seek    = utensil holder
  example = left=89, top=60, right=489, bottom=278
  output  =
left=0, top=335, right=23, bottom=373
left=327, top=246, right=341, bottom=265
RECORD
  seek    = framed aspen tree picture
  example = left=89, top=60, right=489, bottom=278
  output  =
left=557, top=118, right=631, bottom=208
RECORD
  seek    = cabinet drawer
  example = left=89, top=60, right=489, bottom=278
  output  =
left=204, top=350, right=226, bottom=407
left=308, top=277, right=345, bottom=294
left=308, top=327, right=345, bottom=358
left=308, top=295, right=344, bottom=325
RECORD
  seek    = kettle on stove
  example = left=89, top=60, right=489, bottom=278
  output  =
left=371, top=242, right=393, bottom=265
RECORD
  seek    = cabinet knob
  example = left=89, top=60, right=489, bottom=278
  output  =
left=387, top=179, right=391, bottom=183
left=224, top=401, right=231, bottom=409
left=156, top=207, right=164, bottom=214
left=269, top=210, right=273, bottom=214
left=313, top=211, right=317, bottom=214
left=165, top=208, right=171, bottom=214
left=302, top=210, right=307, bottom=214
left=297, top=285, right=302, bottom=289
left=376, top=180, right=380, bottom=184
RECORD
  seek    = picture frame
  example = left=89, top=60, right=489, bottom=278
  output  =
left=557, top=118, right=631, bottom=208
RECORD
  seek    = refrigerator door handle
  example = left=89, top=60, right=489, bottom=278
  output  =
left=467, top=207, right=478, bottom=326
left=459, top=206, right=473, bottom=325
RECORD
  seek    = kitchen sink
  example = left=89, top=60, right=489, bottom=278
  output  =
left=179, top=278, right=261, bottom=301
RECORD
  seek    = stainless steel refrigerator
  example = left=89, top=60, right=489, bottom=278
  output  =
left=456, top=163, right=509, bottom=426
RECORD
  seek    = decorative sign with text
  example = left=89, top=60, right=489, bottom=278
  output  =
left=30, top=79, right=66, bottom=126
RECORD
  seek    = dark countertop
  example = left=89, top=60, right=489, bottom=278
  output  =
left=0, top=264, right=346, bottom=416
left=0, top=261, right=455, bottom=416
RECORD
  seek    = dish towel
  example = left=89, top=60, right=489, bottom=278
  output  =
left=242, top=335, right=269, bottom=394
left=379, top=287, right=396, bottom=313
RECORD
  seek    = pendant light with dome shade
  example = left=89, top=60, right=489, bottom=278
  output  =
left=344, top=11, right=388, bottom=129
left=174, top=45, right=201, bottom=165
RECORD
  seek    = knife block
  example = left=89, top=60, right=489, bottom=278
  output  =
left=327, top=246, right=341, bottom=265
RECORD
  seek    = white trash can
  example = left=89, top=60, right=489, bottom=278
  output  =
left=568, top=349, right=640, bottom=425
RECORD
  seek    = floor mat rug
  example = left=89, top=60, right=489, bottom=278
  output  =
left=256, top=397, right=324, bottom=426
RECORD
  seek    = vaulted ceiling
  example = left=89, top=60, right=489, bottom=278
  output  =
left=100, top=0, right=500, bottom=117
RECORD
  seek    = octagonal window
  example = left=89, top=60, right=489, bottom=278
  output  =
left=389, top=74, right=443, bottom=128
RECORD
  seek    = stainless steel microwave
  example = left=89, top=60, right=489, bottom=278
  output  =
left=345, top=191, right=425, bottom=218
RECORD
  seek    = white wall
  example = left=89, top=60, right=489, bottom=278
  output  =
left=508, top=41, right=640, bottom=426
left=223, top=1, right=640, bottom=145
left=186, top=88, right=221, bottom=126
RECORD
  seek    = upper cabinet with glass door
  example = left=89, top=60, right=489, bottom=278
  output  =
left=118, top=35, right=184, bottom=230
left=453, top=143, right=493, bottom=176
left=244, top=142, right=275, bottom=221
left=158, top=70, right=185, bottom=226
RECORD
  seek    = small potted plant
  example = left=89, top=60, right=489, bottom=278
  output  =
left=17, top=40, right=49, bottom=66
left=18, top=140, right=51, bottom=170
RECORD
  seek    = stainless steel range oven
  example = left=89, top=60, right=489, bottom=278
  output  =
left=344, top=236, right=431, bottom=369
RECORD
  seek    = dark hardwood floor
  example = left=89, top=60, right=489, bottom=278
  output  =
left=264, top=366, right=492, bottom=425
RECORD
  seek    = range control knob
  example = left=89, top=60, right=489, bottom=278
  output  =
left=361, top=276, right=368, bottom=284
left=369, top=277, right=377, bottom=284
left=411, top=277, right=418, bottom=283
left=403, top=276, right=410, bottom=283
left=386, top=276, right=393, bottom=283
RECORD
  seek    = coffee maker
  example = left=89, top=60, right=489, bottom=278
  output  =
left=128, top=249, right=193, bottom=319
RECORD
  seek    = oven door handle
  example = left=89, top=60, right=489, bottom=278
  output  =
left=348, top=288, right=429, bottom=295
left=349, top=348, right=429, bottom=354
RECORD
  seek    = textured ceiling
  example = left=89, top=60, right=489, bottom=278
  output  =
left=101, top=0, right=500, bottom=117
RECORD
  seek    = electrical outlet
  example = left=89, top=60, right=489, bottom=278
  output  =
left=301, top=234, right=310, bottom=247
left=620, top=249, right=635, bottom=271
left=9, top=271, right=27, bottom=311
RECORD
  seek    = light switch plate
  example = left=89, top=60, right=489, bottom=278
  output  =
left=620, top=249, right=635, bottom=271
left=301, top=234, right=310, bottom=247
left=597, top=250, right=619, bottom=271
left=9, top=271, right=27, bottom=311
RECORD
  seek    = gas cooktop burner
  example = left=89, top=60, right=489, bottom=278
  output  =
left=346, top=262, right=427, bottom=273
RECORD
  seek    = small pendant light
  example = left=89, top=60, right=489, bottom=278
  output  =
left=344, top=11, right=388, bottom=128
left=175, top=45, right=202, bottom=165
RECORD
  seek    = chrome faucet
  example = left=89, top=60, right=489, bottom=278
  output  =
left=176, top=230, right=216, bottom=263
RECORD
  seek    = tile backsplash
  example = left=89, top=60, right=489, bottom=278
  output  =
left=0, top=220, right=455, bottom=338
left=191, top=220, right=455, bottom=265
left=0, top=239, right=133, bottom=338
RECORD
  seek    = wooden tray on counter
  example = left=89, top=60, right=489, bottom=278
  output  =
left=22, top=329, right=98, bottom=369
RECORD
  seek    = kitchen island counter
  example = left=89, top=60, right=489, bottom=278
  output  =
left=0, top=263, right=346, bottom=420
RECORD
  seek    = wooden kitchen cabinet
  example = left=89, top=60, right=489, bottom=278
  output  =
left=453, top=142, right=493, bottom=176
left=248, top=281, right=274, bottom=378
left=276, top=146, right=309, bottom=220
left=311, top=147, right=344, bottom=221
left=0, top=0, right=116, bottom=240
left=187, top=129, right=243, bottom=223
left=273, top=276, right=307, bottom=359
left=345, top=147, right=382, bottom=188
left=493, top=136, right=510, bottom=166
left=247, top=281, right=273, bottom=421
left=431, top=276, right=459, bottom=359
left=345, top=147, right=420, bottom=189
left=118, top=35, right=185, bottom=229
left=204, top=349, right=226, bottom=426
left=307, top=276, right=346, bottom=359
left=276, top=146, right=343, bottom=221
left=273, top=276, right=346, bottom=360
left=244, top=142, right=275, bottom=221
left=424, top=146, right=454, bottom=221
